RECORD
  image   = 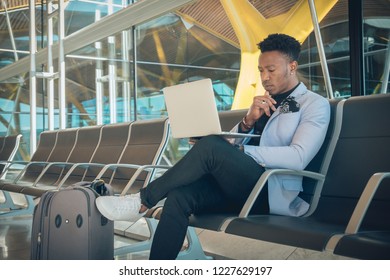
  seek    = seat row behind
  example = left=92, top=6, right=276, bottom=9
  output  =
left=0, top=134, right=22, bottom=175
left=0, top=118, right=170, bottom=217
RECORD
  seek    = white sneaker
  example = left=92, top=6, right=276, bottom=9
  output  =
left=95, top=193, right=146, bottom=222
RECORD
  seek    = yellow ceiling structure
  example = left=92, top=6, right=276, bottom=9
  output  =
left=220, top=0, right=339, bottom=109
left=177, top=0, right=340, bottom=108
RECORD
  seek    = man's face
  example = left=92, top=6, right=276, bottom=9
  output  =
left=258, top=50, right=296, bottom=95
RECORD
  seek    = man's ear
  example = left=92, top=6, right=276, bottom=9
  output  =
left=290, top=61, right=298, bottom=72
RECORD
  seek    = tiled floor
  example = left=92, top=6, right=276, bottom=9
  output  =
left=0, top=191, right=351, bottom=260
left=113, top=219, right=351, bottom=260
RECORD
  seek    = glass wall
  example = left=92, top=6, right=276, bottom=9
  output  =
left=65, top=11, right=241, bottom=123
left=300, top=21, right=351, bottom=98
left=0, top=0, right=129, bottom=68
left=0, top=0, right=389, bottom=163
left=0, top=0, right=241, bottom=161
left=363, top=17, right=390, bottom=94
left=299, top=0, right=390, bottom=97
left=135, top=14, right=240, bottom=117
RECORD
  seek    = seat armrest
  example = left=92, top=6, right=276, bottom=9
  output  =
left=94, top=163, right=143, bottom=179
left=325, top=172, right=390, bottom=251
left=32, top=162, right=76, bottom=186
left=0, top=160, right=26, bottom=177
left=345, top=172, right=390, bottom=234
left=119, top=164, right=171, bottom=195
left=239, top=169, right=325, bottom=218
left=12, top=161, right=54, bottom=183
left=93, top=163, right=171, bottom=196
left=55, top=162, right=107, bottom=189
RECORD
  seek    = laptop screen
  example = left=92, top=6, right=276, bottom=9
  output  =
left=163, top=79, right=222, bottom=138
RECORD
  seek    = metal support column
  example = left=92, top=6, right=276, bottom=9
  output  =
left=36, top=0, right=62, bottom=130
left=122, top=0, right=131, bottom=122
left=29, top=0, right=37, bottom=153
left=108, top=35, right=117, bottom=124
left=58, top=0, right=66, bottom=128
left=121, top=30, right=131, bottom=122
left=95, top=10, right=104, bottom=125
left=308, top=0, right=334, bottom=99
left=46, top=0, right=56, bottom=130
left=108, top=0, right=117, bottom=123
left=132, top=25, right=138, bottom=121
left=349, top=0, right=365, bottom=96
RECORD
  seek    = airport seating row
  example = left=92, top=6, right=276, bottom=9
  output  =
left=0, top=134, right=22, bottom=175
left=0, top=118, right=170, bottom=217
left=191, top=93, right=390, bottom=260
left=0, top=134, right=22, bottom=210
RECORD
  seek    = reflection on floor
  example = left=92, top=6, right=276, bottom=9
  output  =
left=0, top=192, right=350, bottom=260
left=0, top=215, right=352, bottom=260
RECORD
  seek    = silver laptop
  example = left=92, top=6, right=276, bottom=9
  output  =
left=163, top=78, right=260, bottom=139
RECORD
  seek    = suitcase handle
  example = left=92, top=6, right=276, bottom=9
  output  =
left=90, top=179, right=109, bottom=196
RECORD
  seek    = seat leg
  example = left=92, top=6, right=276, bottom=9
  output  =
left=114, top=218, right=157, bottom=257
left=0, top=191, right=18, bottom=210
left=176, top=226, right=213, bottom=260
left=0, top=194, right=35, bottom=217
left=114, top=219, right=212, bottom=260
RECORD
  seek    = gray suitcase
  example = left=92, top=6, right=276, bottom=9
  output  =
left=31, top=180, right=114, bottom=259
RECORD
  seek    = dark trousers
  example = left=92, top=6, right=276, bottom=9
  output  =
left=140, top=135, right=268, bottom=260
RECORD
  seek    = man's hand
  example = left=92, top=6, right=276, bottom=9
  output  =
left=246, top=92, right=277, bottom=125
left=188, top=137, right=201, bottom=145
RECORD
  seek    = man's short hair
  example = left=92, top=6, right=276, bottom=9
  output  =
left=257, top=33, right=301, bottom=62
